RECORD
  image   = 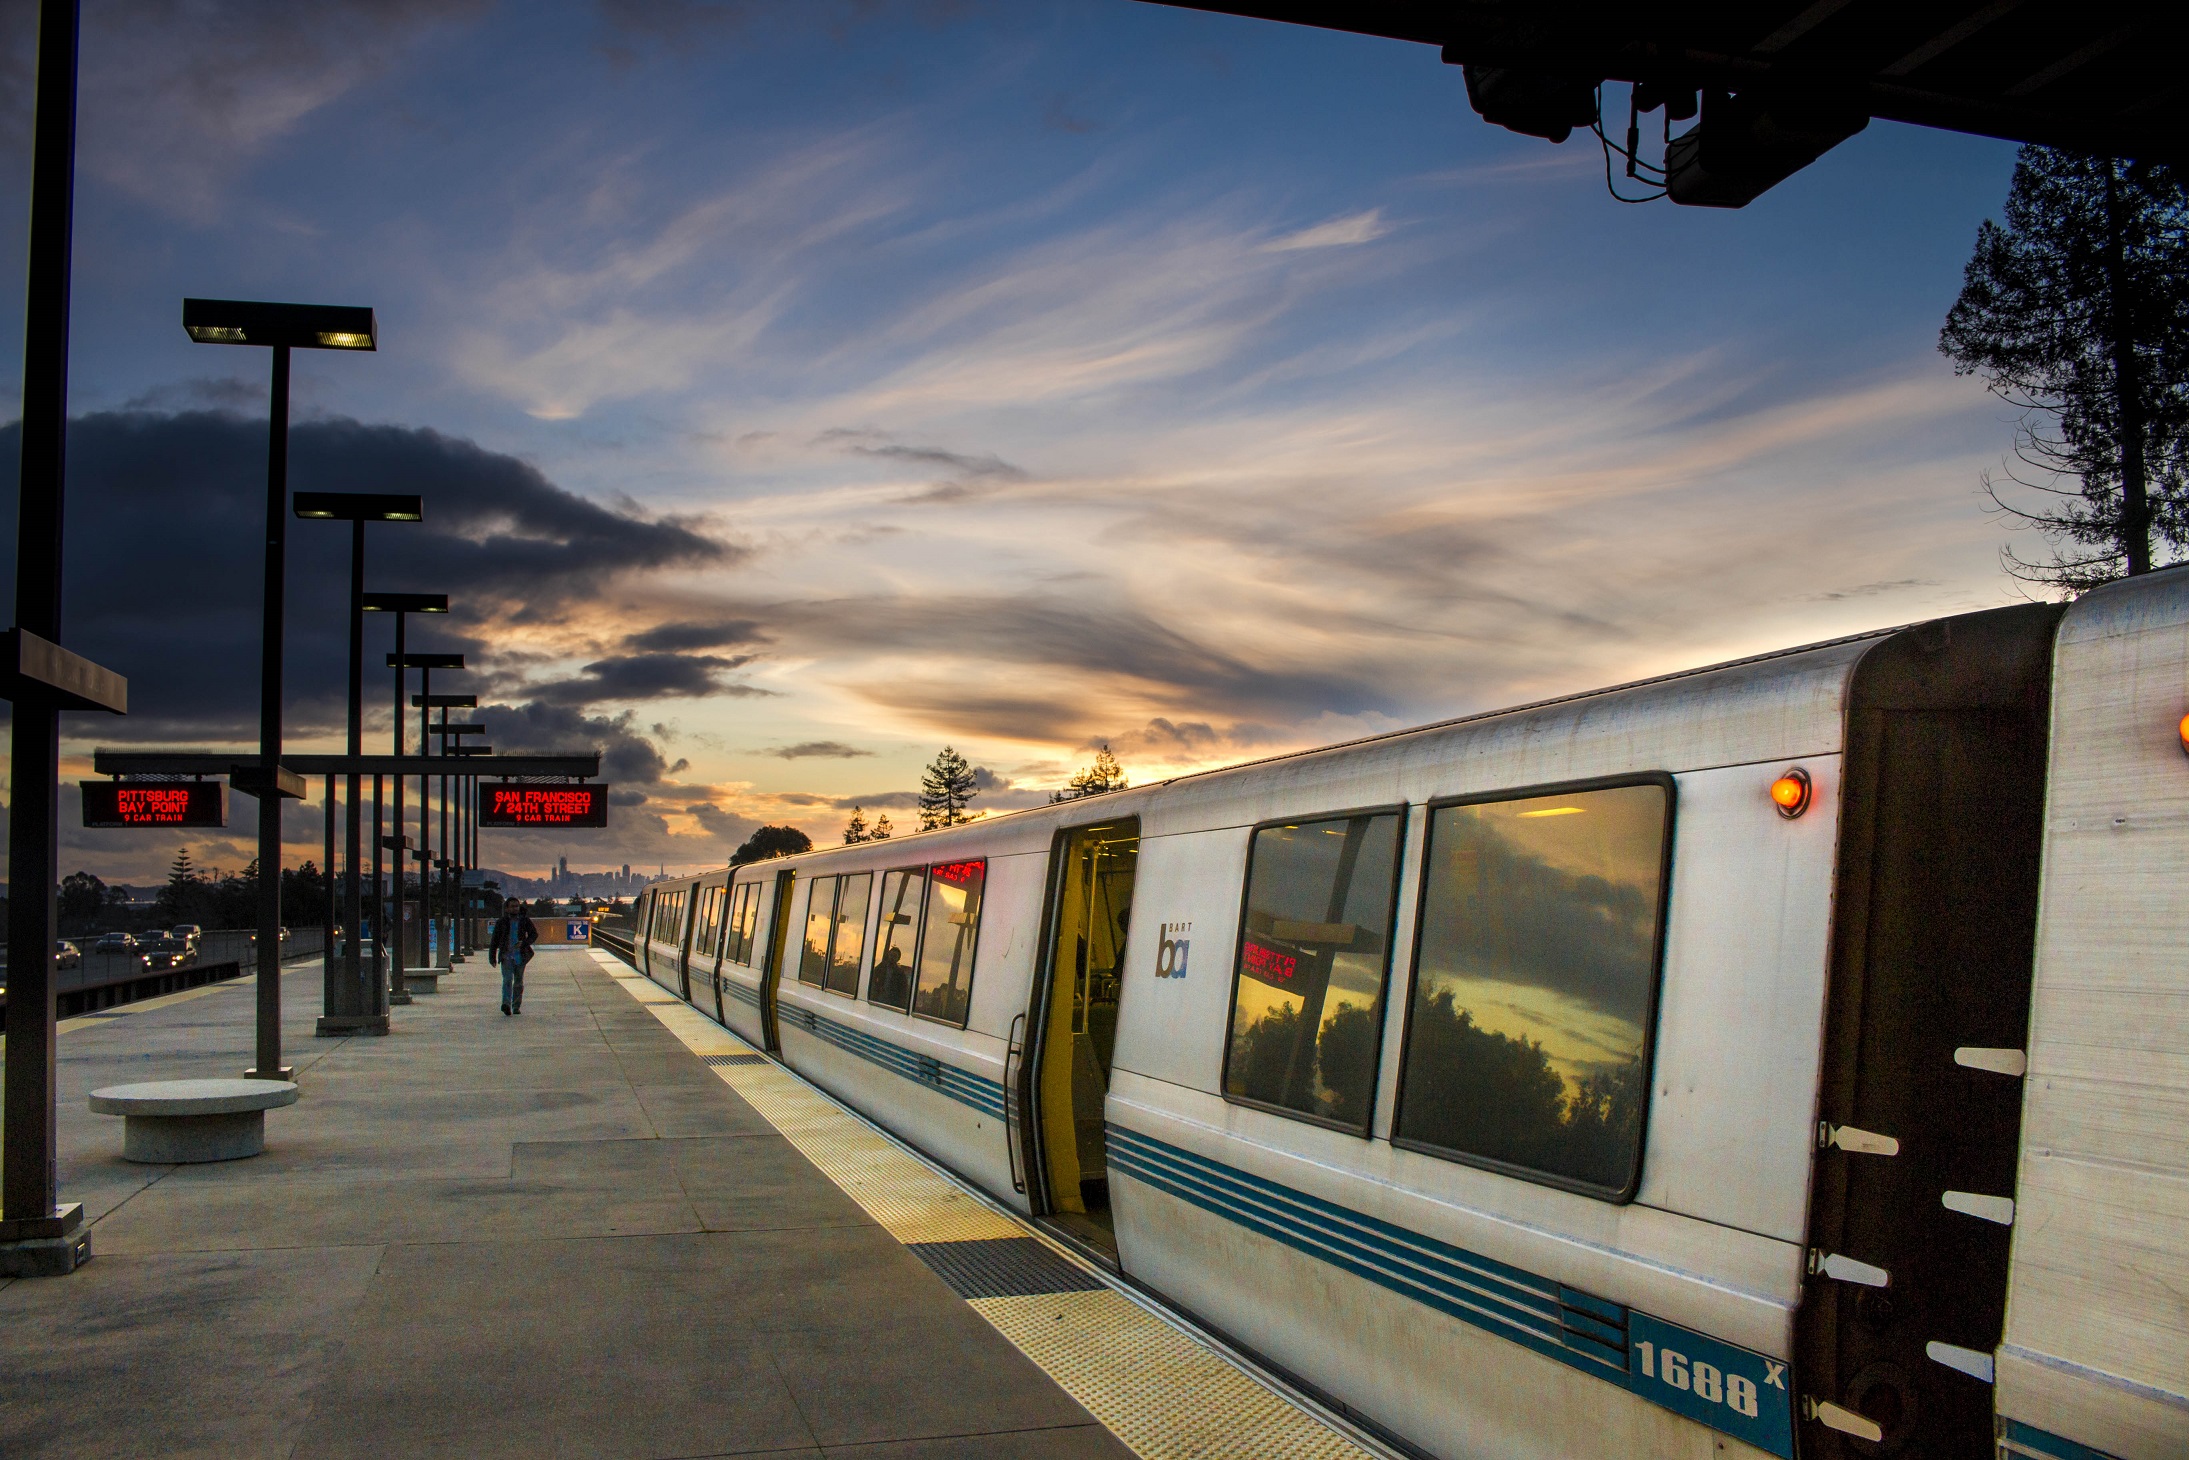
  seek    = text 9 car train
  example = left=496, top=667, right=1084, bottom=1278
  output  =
left=625, top=567, right=2189, bottom=1460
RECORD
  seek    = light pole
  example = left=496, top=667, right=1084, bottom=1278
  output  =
left=363, top=595, right=446, bottom=1001
left=293, top=492, right=422, bottom=1036
left=393, top=652, right=463, bottom=972
left=183, top=297, right=375, bottom=1081
left=2, top=0, right=129, bottom=1277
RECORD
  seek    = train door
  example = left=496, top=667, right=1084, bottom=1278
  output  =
left=635, top=891, right=654, bottom=978
left=758, top=869, right=796, bottom=1054
left=675, top=888, right=700, bottom=1002
left=707, top=884, right=729, bottom=1026
left=1022, top=818, right=1139, bottom=1261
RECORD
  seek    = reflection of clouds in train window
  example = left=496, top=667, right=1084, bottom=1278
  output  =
left=1398, top=782, right=1668, bottom=1196
left=913, top=860, right=985, bottom=1027
left=800, top=876, right=836, bottom=986
left=829, top=872, right=871, bottom=996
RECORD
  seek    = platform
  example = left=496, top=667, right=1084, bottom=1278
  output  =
left=0, top=946, right=1381, bottom=1459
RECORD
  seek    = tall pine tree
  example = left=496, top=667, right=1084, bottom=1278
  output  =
left=918, top=747, right=978, bottom=829
left=1941, top=148, right=2189, bottom=590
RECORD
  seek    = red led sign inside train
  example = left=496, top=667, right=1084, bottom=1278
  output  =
left=82, top=781, right=229, bottom=828
left=479, top=784, right=610, bottom=828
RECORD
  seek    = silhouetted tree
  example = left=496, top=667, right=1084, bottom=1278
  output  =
left=870, top=812, right=893, bottom=841
left=58, top=871, right=126, bottom=935
left=731, top=825, right=813, bottom=866
left=1942, top=147, right=2189, bottom=589
left=1051, top=745, right=1129, bottom=803
left=918, top=747, right=978, bottom=829
left=155, top=848, right=210, bottom=927
left=209, top=859, right=258, bottom=928
left=280, top=860, right=328, bottom=928
left=842, top=806, right=870, bottom=844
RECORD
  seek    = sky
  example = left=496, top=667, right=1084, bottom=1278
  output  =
left=0, top=0, right=2033, bottom=883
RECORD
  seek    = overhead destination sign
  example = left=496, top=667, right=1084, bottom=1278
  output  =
left=83, top=781, right=228, bottom=828
left=480, top=783, right=609, bottom=828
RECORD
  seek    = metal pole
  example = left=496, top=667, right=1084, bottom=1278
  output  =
left=371, top=773, right=384, bottom=1011
left=418, top=668, right=431, bottom=967
left=437, top=705, right=449, bottom=963
left=1, top=0, right=82, bottom=1246
left=321, top=775, right=334, bottom=987
left=389, top=614, right=408, bottom=1004
left=345, top=520, right=365, bottom=1014
left=249, top=344, right=291, bottom=1081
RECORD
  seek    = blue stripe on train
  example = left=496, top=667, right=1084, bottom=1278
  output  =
left=774, top=997, right=1006, bottom=1120
left=1999, top=1420, right=2124, bottom=1460
left=1105, top=1124, right=1796, bottom=1458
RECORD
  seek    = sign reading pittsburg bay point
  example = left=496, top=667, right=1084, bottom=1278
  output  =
left=479, top=783, right=609, bottom=828
left=83, top=781, right=228, bottom=828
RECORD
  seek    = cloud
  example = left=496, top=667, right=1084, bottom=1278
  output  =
left=0, top=411, right=730, bottom=742
left=763, top=741, right=875, bottom=760
left=1261, top=209, right=1390, bottom=252
left=622, top=619, right=768, bottom=651
left=528, top=652, right=768, bottom=706
left=77, top=0, right=492, bottom=219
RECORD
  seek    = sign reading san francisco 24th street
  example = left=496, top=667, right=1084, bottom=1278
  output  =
left=479, top=783, right=610, bottom=828
left=82, top=781, right=229, bottom=828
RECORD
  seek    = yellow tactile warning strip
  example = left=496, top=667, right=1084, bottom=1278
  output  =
left=586, top=949, right=1387, bottom=1460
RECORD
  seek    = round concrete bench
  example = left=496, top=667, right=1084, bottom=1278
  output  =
left=88, top=1079, right=299, bottom=1163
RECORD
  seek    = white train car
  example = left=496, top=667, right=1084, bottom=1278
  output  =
left=628, top=569, right=2189, bottom=1460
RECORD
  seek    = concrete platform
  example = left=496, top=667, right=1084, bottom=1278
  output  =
left=0, top=948, right=1134, bottom=1459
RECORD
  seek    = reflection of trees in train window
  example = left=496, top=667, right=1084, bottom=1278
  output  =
left=1224, top=812, right=1403, bottom=1129
left=799, top=876, right=836, bottom=986
left=912, top=860, right=985, bottom=1027
left=869, top=869, right=925, bottom=1011
left=828, top=873, right=871, bottom=996
left=1396, top=782, right=1669, bottom=1196
left=728, top=883, right=757, bottom=964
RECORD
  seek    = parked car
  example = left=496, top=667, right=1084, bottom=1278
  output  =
left=54, top=940, right=81, bottom=970
left=140, top=936, right=192, bottom=971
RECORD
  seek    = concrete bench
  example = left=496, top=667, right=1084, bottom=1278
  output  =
left=402, top=966, right=445, bottom=994
left=88, top=1079, right=299, bottom=1163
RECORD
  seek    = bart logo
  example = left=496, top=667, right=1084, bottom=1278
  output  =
left=1157, top=922, right=1192, bottom=979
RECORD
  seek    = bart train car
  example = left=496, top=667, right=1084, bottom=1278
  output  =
left=629, top=569, right=2189, bottom=1460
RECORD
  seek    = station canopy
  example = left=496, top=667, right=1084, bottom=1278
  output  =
left=1148, top=3, right=2186, bottom=205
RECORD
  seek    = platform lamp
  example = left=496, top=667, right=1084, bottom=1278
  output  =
left=363, top=595, right=447, bottom=1003
left=419, top=699, right=479, bottom=956
left=293, top=493, right=422, bottom=1036
left=391, top=651, right=464, bottom=976
left=184, top=297, right=375, bottom=1082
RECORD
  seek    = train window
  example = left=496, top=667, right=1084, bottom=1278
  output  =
left=869, top=869, right=925, bottom=1011
left=828, top=873, right=871, bottom=996
left=728, top=882, right=757, bottom=964
left=1223, top=810, right=1404, bottom=1131
left=1394, top=779, right=1672, bottom=1201
left=694, top=885, right=725, bottom=963
left=912, top=860, right=985, bottom=1027
left=799, top=877, right=838, bottom=986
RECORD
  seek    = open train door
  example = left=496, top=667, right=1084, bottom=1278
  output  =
left=758, top=868, right=796, bottom=1054
left=1018, top=818, right=1139, bottom=1262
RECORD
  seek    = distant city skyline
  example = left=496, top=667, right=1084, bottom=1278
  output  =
left=2, top=2, right=2028, bottom=885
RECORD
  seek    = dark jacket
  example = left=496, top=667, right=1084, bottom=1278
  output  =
left=489, top=910, right=538, bottom=966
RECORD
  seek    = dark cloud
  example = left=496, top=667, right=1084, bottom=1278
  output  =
left=763, top=741, right=873, bottom=760
left=529, top=652, right=766, bottom=706
left=622, top=619, right=767, bottom=651
left=816, top=428, right=1029, bottom=504
left=0, top=411, right=730, bottom=742
left=476, top=702, right=669, bottom=787
left=1103, top=716, right=1284, bottom=757
left=827, top=790, right=920, bottom=811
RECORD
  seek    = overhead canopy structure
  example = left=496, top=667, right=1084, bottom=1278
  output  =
left=1147, top=3, right=2186, bottom=204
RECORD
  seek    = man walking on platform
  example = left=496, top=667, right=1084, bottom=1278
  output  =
left=489, top=896, right=537, bottom=1015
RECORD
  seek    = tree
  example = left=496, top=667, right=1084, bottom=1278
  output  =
left=870, top=813, right=893, bottom=841
left=842, top=806, right=870, bottom=844
left=731, top=825, right=813, bottom=866
left=1052, top=745, right=1129, bottom=803
left=58, top=871, right=124, bottom=935
left=918, top=747, right=978, bottom=829
left=1941, top=147, right=2189, bottom=591
left=155, top=848, right=210, bottom=927
left=280, top=860, right=328, bottom=929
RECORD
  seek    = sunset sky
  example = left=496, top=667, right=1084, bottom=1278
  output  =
left=0, top=1, right=2028, bottom=881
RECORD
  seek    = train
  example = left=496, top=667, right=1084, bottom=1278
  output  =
left=622, top=565, right=2189, bottom=1460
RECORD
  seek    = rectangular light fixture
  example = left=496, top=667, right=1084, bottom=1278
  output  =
left=183, top=298, right=377, bottom=351
left=412, top=694, right=478, bottom=708
left=294, top=491, right=424, bottom=522
left=360, top=593, right=448, bottom=613
left=388, top=652, right=465, bottom=670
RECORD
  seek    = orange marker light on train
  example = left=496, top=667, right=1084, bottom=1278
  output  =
left=1771, top=767, right=1813, bottom=819
left=2179, top=712, right=2189, bottom=756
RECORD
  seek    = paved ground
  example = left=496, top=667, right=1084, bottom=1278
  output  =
left=0, top=947, right=1127, bottom=1459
